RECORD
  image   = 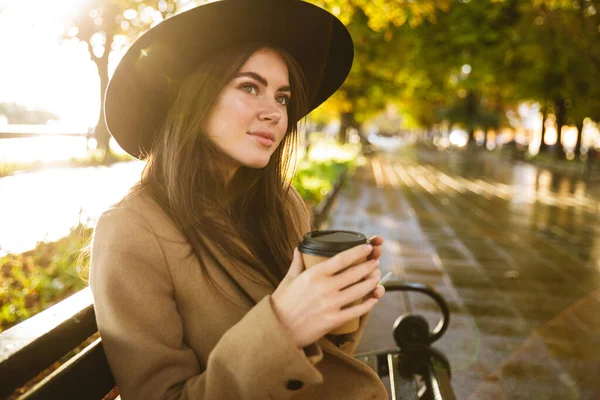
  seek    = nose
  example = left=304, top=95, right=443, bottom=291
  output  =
left=258, top=100, right=282, bottom=125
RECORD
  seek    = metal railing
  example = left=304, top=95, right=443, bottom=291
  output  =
left=355, top=281, right=456, bottom=400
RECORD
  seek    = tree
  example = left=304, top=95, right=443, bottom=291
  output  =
left=309, top=0, right=451, bottom=142
left=63, top=0, right=186, bottom=160
left=511, top=0, right=600, bottom=159
left=390, top=0, right=521, bottom=147
left=309, top=9, right=402, bottom=143
left=0, top=103, right=60, bottom=125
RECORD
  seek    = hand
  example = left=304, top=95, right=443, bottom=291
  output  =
left=271, top=244, right=381, bottom=348
left=364, top=235, right=386, bottom=301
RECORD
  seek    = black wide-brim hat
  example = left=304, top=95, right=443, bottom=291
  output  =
left=104, top=0, right=354, bottom=159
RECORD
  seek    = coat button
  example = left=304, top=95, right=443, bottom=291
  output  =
left=286, top=380, right=304, bottom=391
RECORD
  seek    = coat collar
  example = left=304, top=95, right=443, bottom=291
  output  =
left=200, top=235, right=276, bottom=305
left=128, top=187, right=279, bottom=306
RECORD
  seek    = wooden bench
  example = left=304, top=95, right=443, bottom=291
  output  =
left=0, top=288, right=117, bottom=399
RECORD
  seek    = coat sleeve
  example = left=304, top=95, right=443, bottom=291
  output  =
left=89, top=207, right=324, bottom=400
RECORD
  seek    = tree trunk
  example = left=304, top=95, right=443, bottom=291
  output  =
left=491, top=92, right=503, bottom=151
left=425, top=125, right=434, bottom=143
left=90, top=22, right=116, bottom=162
left=482, top=129, right=489, bottom=150
left=94, top=57, right=111, bottom=161
left=339, top=112, right=356, bottom=144
left=574, top=119, right=584, bottom=157
left=554, top=97, right=567, bottom=160
left=466, top=91, right=477, bottom=149
left=539, top=101, right=549, bottom=153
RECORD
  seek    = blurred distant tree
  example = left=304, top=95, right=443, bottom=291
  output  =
left=395, top=0, right=520, bottom=147
left=559, top=0, right=600, bottom=157
left=385, top=25, right=450, bottom=134
left=310, top=0, right=451, bottom=142
left=510, top=0, right=600, bottom=159
left=344, top=0, right=599, bottom=156
left=318, top=0, right=451, bottom=29
left=309, top=9, right=399, bottom=143
left=0, top=103, right=60, bottom=125
left=62, top=0, right=187, bottom=160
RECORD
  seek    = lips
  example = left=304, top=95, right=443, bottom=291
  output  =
left=248, top=131, right=275, bottom=147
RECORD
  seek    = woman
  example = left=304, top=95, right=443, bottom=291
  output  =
left=90, top=0, right=388, bottom=399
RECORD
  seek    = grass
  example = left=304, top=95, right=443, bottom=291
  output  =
left=0, top=225, right=91, bottom=333
left=293, top=139, right=362, bottom=206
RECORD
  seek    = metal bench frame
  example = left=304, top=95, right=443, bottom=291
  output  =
left=355, top=281, right=456, bottom=400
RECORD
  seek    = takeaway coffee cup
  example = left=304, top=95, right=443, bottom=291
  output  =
left=298, top=230, right=370, bottom=335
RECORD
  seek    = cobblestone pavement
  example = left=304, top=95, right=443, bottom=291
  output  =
left=323, top=148, right=600, bottom=400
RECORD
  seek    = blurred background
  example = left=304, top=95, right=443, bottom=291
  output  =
left=1, top=0, right=599, bottom=398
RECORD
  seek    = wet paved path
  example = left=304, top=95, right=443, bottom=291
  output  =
left=323, top=149, right=600, bottom=400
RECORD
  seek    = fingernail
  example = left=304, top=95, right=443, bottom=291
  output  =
left=293, top=247, right=298, bottom=258
left=365, top=244, right=373, bottom=253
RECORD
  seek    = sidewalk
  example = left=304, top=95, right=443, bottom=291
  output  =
left=323, top=150, right=600, bottom=400
left=483, top=149, right=600, bottom=185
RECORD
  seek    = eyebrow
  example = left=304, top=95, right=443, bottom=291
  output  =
left=235, top=71, right=291, bottom=93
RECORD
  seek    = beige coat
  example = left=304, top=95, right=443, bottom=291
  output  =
left=89, top=186, right=388, bottom=400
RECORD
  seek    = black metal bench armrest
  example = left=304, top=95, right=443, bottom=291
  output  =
left=354, top=280, right=456, bottom=400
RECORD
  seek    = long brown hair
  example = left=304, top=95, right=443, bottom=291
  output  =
left=126, top=43, right=308, bottom=304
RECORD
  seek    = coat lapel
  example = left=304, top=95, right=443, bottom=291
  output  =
left=200, top=235, right=276, bottom=305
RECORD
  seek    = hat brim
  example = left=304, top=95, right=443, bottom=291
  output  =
left=104, top=0, right=354, bottom=159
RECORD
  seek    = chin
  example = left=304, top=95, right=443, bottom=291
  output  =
left=241, top=157, right=271, bottom=169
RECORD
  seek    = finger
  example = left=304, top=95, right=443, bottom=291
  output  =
left=367, top=246, right=382, bottom=261
left=366, top=236, right=383, bottom=260
left=285, top=248, right=305, bottom=280
left=331, top=259, right=379, bottom=290
left=335, top=274, right=380, bottom=308
left=373, top=285, right=386, bottom=299
left=320, top=243, right=373, bottom=276
left=368, top=236, right=384, bottom=247
left=332, top=297, right=378, bottom=327
left=362, top=267, right=381, bottom=282
left=363, top=284, right=385, bottom=301
left=365, top=269, right=382, bottom=282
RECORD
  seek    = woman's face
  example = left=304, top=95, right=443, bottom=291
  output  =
left=202, top=47, right=290, bottom=173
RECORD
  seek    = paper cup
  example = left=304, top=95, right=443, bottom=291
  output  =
left=299, top=230, right=369, bottom=335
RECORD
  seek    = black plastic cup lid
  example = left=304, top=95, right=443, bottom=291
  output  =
left=298, top=230, right=368, bottom=257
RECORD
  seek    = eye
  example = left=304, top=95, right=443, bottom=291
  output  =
left=276, top=94, right=291, bottom=106
left=239, top=82, right=258, bottom=95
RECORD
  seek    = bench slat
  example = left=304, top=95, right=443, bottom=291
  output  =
left=0, top=288, right=98, bottom=397
left=20, top=338, right=116, bottom=400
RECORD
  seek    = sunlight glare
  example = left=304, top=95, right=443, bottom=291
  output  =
left=0, top=161, right=145, bottom=256
left=0, top=0, right=100, bottom=130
